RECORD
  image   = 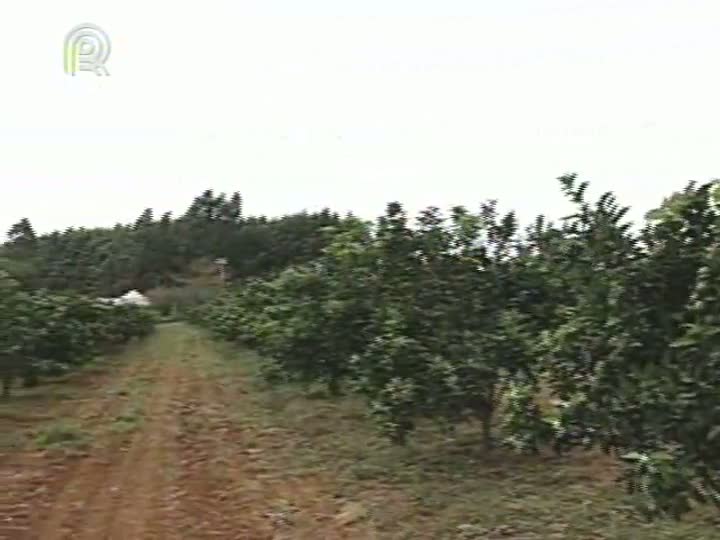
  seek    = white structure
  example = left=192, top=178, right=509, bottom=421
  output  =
left=97, top=290, right=151, bottom=307
left=116, top=290, right=151, bottom=306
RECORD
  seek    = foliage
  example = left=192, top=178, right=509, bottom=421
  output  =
left=0, top=277, right=156, bottom=397
left=200, top=202, right=545, bottom=447
left=196, top=175, right=720, bottom=519
left=3, top=190, right=346, bottom=296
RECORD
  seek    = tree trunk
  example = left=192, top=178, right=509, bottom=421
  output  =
left=22, top=368, right=39, bottom=388
left=327, top=378, right=342, bottom=397
left=389, top=418, right=413, bottom=446
left=1, top=375, right=11, bottom=398
left=475, top=399, right=495, bottom=452
left=480, top=412, right=493, bottom=451
left=390, top=430, right=408, bottom=446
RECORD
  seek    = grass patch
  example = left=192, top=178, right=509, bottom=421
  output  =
left=104, top=375, right=151, bottom=435
left=109, top=405, right=144, bottom=434
left=34, top=422, right=91, bottom=451
left=200, top=335, right=720, bottom=540
left=0, top=430, right=28, bottom=451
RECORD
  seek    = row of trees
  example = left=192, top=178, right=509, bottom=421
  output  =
left=3, top=190, right=345, bottom=297
left=0, top=270, right=156, bottom=397
left=197, top=175, right=720, bottom=518
left=0, top=187, right=352, bottom=400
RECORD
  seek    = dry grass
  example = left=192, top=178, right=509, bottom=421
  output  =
left=208, top=340, right=720, bottom=539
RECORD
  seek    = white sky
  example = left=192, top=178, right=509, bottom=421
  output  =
left=0, top=0, right=719, bottom=237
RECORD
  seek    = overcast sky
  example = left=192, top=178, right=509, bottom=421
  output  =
left=0, top=0, right=718, bottom=237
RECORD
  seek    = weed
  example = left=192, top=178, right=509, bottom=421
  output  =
left=109, top=406, right=144, bottom=434
left=34, top=422, right=91, bottom=450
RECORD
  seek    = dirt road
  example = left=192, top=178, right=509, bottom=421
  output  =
left=0, top=324, right=373, bottom=540
left=5, top=324, right=715, bottom=540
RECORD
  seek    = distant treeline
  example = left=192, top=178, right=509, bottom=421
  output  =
left=1, top=189, right=345, bottom=296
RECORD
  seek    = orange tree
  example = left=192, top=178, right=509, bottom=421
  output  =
left=1, top=277, right=156, bottom=398
left=503, top=176, right=720, bottom=518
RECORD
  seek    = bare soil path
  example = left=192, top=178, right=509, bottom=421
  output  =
left=0, top=324, right=371, bottom=540
left=2, top=323, right=718, bottom=540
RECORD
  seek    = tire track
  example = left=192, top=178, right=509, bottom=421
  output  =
left=71, top=359, right=182, bottom=540
left=0, top=348, right=160, bottom=540
left=31, top=361, right=167, bottom=539
left=173, top=329, right=369, bottom=540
